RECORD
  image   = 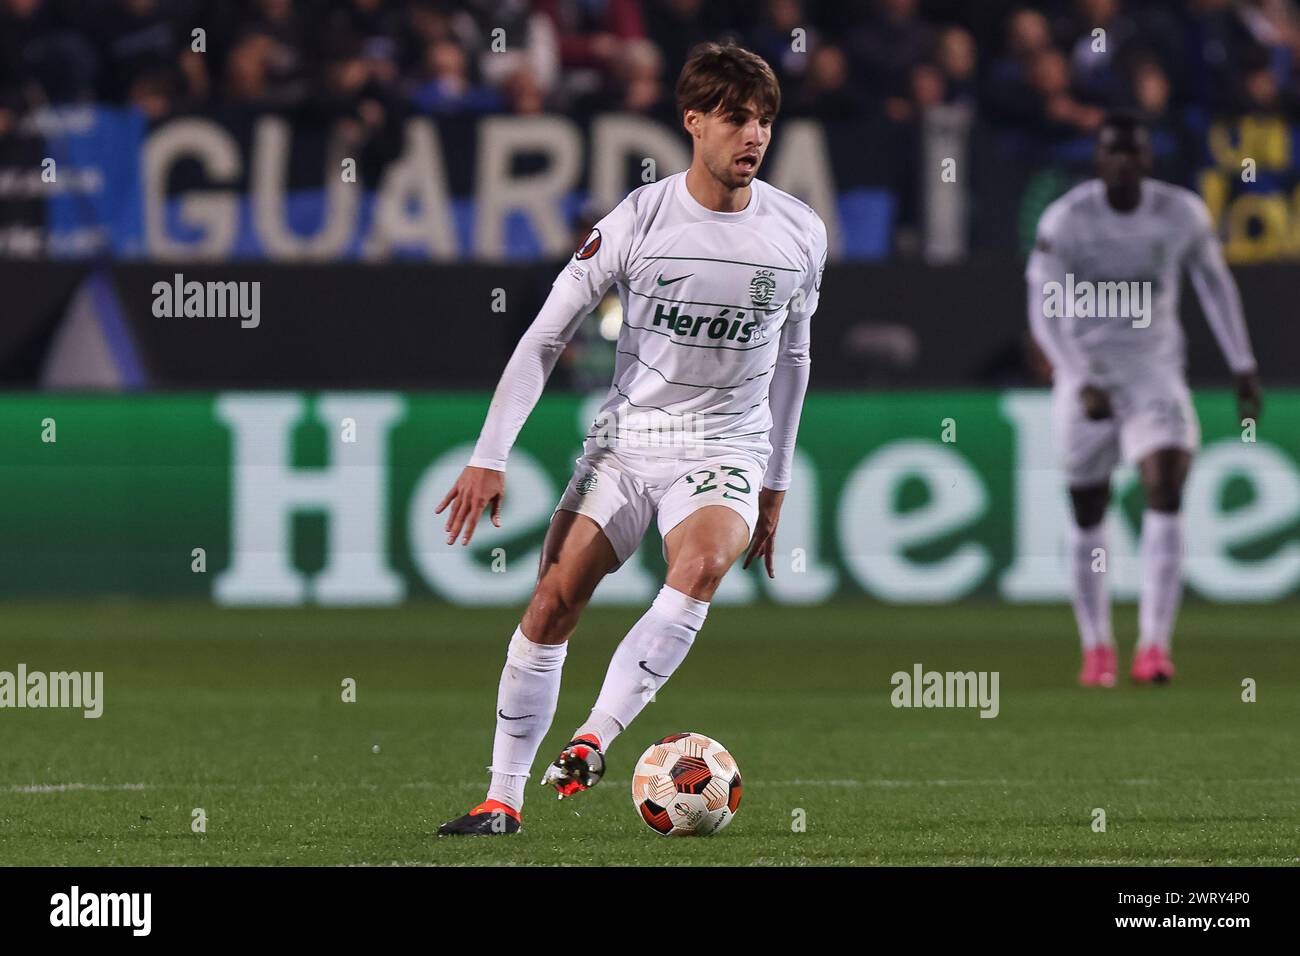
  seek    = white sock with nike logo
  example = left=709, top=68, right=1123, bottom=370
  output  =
left=578, top=585, right=709, bottom=749
left=486, top=626, right=567, bottom=812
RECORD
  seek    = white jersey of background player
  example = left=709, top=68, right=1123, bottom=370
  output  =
left=435, top=43, right=826, bottom=835
left=1026, top=113, right=1259, bottom=688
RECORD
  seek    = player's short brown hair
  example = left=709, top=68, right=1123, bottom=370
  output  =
left=675, top=42, right=781, bottom=124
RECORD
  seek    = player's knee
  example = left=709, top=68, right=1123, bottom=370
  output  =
left=1144, top=483, right=1182, bottom=513
left=1070, top=488, right=1109, bottom=529
left=1074, top=509, right=1105, bottom=530
left=524, top=585, right=583, bottom=642
left=670, top=550, right=733, bottom=595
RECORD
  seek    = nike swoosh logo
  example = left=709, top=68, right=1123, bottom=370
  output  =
left=656, top=273, right=693, bottom=287
left=498, top=709, right=534, bottom=721
left=638, top=660, right=669, bottom=679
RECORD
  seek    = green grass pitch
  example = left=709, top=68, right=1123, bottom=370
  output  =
left=0, top=601, right=1296, bottom=866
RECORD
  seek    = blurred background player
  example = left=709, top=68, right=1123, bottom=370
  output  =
left=1026, top=111, right=1261, bottom=688
left=434, top=42, right=826, bottom=835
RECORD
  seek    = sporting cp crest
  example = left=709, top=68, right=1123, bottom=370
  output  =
left=576, top=471, right=598, bottom=496
left=749, top=269, right=775, bottom=306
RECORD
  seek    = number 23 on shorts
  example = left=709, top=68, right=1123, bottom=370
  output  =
left=685, top=465, right=752, bottom=502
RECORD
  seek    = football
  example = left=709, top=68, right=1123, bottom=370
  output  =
left=631, top=733, right=742, bottom=836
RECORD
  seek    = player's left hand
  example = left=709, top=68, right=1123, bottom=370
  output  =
left=741, top=488, right=785, bottom=578
left=1235, top=371, right=1262, bottom=424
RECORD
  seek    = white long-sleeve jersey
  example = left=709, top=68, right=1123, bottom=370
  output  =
left=468, top=171, right=827, bottom=491
left=1025, top=178, right=1256, bottom=386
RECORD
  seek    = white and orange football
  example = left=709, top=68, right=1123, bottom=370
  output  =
left=631, top=733, right=742, bottom=837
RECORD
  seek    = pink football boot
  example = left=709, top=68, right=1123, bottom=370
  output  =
left=1131, top=645, right=1175, bottom=684
left=1079, top=645, right=1118, bottom=687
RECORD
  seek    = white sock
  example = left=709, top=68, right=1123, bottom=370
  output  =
left=585, top=585, right=709, bottom=748
left=573, top=707, right=624, bottom=750
left=486, top=626, right=567, bottom=812
left=1139, top=509, right=1184, bottom=651
left=1069, top=522, right=1113, bottom=651
left=486, top=772, right=527, bottom=813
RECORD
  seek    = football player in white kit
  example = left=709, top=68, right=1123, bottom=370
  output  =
left=436, top=43, right=827, bottom=835
left=1027, top=112, right=1260, bottom=689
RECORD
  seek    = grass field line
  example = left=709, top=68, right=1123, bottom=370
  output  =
left=11, top=776, right=1300, bottom=795
left=354, top=855, right=1300, bottom=867
left=7, top=783, right=152, bottom=793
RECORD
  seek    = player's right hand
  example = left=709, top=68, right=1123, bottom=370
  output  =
left=1079, top=384, right=1113, bottom=421
left=1235, top=371, right=1262, bottom=424
left=435, top=466, right=505, bottom=546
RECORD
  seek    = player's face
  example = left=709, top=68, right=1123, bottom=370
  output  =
left=1096, top=126, right=1150, bottom=190
left=688, top=99, right=773, bottom=190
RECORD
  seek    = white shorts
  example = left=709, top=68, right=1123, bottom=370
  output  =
left=1053, top=370, right=1200, bottom=488
left=553, top=447, right=764, bottom=568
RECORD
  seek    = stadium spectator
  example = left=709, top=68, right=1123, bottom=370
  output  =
left=239, top=0, right=313, bottom=107
left=749, top=0, right=820, bottom=85
left=466, top=1, right=561, bottom=103
left=787, top=43, right=861, bottom=120
left=125, top=65, right=181, bottom=120
left=885, top=60, right=946, bottom=124
left=322, top=0, right=402, bottom=92
left=501, top=63, right=548, bottom=114
left=314, top=31, right=401, bottom=134
left=611, top=36, right=670, bottom=117
left=643, top=0, right=716, bottom=89
left=97, top=0, right=190, bottom=106
left=1032, top=46, right=1105, bottom=136
left=936, top=25, right=978, bottom=107
left=1236, top=0, right=1300, bottom=55
left=223, top=33, right=277, bottom=106
left=984, top=7, right=1057, bottom=127
left=1061, top=0, right=1138, bottom=106
left=1006, top=6, right=1054, bottom=62
left=847, top=0, right=932, bottom=105
left=1237, top=46, right=1289, bottom=112
left=1234, top=0, right=1300, bottom=112
left=4, top=0, right=1299, bottom=221
left=535, top=0, right=645, bottom=102
left=576, top=35, right=670, bottom=120
left=4, top=0, right=1296, bottom=128
left=1179, top=0, right=1243, bottom=109
left=1130, top=52, right=1173, bottom=120
left=408, top=38, right=504, bottom=115
left=1, top=0, right=99, bottom=105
